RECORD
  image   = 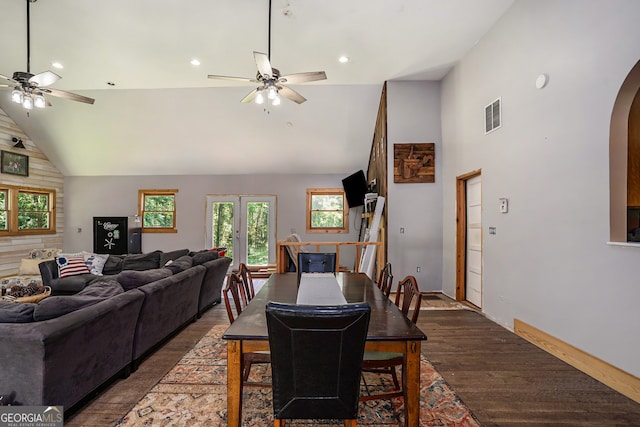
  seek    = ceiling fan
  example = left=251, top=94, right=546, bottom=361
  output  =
left=0, top=0, right=94, bottom=109
left=207, top=0, right=326, bottom=105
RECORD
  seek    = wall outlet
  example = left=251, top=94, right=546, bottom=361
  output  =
left=416, top=266, right=421, bottom=273
left=499, top=198, right=509, bottom=213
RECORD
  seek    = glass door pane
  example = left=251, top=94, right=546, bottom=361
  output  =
left=246, top=201, right=270, bottom=265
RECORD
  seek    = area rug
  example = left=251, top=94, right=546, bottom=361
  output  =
left=116, top=325, right=480, bottom=426
left=419, top=295, right=470, bottom=311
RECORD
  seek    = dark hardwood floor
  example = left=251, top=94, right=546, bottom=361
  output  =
left=65, top=296, right=640, bottom=426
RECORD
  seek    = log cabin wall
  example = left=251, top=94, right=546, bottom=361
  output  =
left=0, top=107, right=64, bottom=277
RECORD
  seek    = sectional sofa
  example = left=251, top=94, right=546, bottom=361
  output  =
left=0, top=249, right=231, bottom=412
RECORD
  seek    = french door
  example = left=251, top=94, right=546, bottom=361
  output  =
left=205, top=195, right=276, bottom=271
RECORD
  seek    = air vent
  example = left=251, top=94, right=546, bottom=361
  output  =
left=485, top=97, right=502, bottom=134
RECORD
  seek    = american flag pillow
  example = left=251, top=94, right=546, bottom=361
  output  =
left=56, top=254, right=91, bottom=278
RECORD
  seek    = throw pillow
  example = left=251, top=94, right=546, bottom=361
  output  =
left=56, top=254, right=91, bottom=278
left=102, top=255, right=123, bottom=276
left=18, top=258, right=46, bottom=276
left=166, top=255, right=193, bottom=273
left=191, top=250, right=219, bottom=266
left=160, top=249, right=190, bottom=266
left=27, top=248, right=61, bottom=260
left=82, top=251, right=109, bottom=275
left=117, top=268, right=173, bottom=291
left=121, top=250, right=162, bottom=271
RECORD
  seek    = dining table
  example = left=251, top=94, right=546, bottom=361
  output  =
left=222, top=271, right=428, bottom=427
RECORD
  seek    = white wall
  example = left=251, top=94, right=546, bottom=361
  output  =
left=386, top=81, right=443, bottom=291
left=64, top=174, right=362, bottom=265
left=441, top=0, right=640, bottom=376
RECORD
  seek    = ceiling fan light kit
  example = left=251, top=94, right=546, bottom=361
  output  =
left=0, top=0, right=95, bottom=110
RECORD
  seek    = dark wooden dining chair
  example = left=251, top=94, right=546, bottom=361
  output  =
left=238, top=262, right=256, bottom=302
left=361, top=275, right=422, bottom=402
left=266, top=301, right=371, bottom=427
left=222, top=273, right=247, bottom=322
left=297, top=252, right=336, bottom=282
left=377, top=262, right=393, bottom=298
left=394, top=275, right=422, bottom=324
left=222, top=273, right=270, bottom=386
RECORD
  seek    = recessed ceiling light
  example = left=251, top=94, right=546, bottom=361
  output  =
left=51, top=61, right=63, bottom=69
left=338, top=56, right=350, bottom=63
left=190, top=58, right=201, bottom=66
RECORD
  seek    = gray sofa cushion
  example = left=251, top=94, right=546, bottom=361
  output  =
left=191, top=250, right=219, bottom=266
left=50, top=274, right=98, bottom=295
left=117, top=268, right=173, bottom=291
left=165, top=255, right=193, bottom=273
left=32, top=279, right=124, bottom=321
left=0, top=301, right=36, bottom=323
left=122, top=251, right=162, bottom=271
left=160, top=249, right=190, bottom=266
left=80, top=279, right=125, bottom=297
left=34, top=296, right=102, bottom=322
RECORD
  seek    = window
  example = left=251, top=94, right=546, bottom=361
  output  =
left=138, top=189, right=178, bottom=233
left=306, top=188, right=348, bottom=233
left=0, top=185, right=56, bottom=235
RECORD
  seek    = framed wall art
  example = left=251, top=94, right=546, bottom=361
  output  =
left=393, top=143, right=435, bottom=183
left=1, top=150, right=29, bottom=177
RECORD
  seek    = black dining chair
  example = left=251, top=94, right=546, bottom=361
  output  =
left=297, top=252, right=336, bottom=282
left=361, top=275, right=422, bottom=402
left=266, top=301, right=371, bottom=427
left=222, top=273, right=270, bottom=387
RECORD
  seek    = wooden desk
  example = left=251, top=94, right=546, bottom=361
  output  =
left=223, top=272, right=427, bottom=427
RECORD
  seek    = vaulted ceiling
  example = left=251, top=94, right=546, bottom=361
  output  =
left=0, top=0, right=513, bottom=176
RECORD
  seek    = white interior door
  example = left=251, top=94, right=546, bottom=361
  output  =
left=205, top=195, right=276, bottom=271
left=465, top=175, right=483, bottom=308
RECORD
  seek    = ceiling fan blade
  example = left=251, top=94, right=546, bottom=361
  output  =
left=41, top=88, right=95, bottom=104
left=30, top=71, right=61, bottom=87
left=279, top=71, right=327, bottom=84
left=240, top=88, right=259, bottom=103
left=0, top=84, right=11, bottom=88
left=254, top=52, right=273, bottom=78
left=0, top=74, right=18, bottom=84
left=278, top=85, right=307, bottom=104
left=207, top=74, right=257, bottom=83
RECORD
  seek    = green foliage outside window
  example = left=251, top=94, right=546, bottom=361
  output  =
left=311, top=194, right=344, bottom=228
left=0, top=191, right=7, bottom=230
left=143, top=195, right=175, bottom=228
left=212, top=202, right=234, bottom=259
left=17, top=192, right=50, bottom=230
left=246, top=202, right=269, bottom=265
